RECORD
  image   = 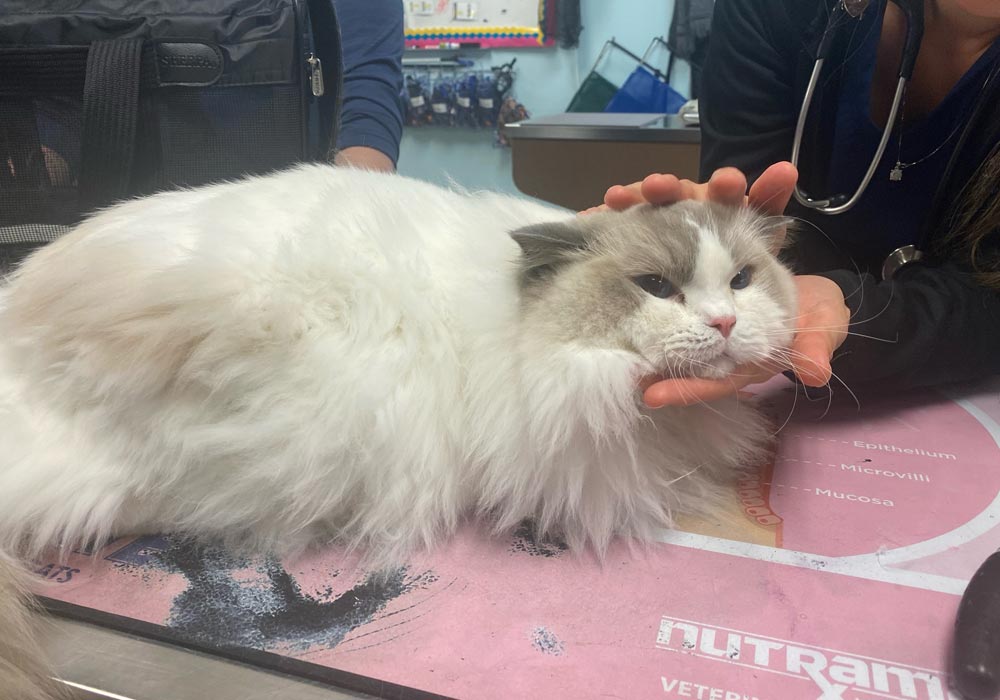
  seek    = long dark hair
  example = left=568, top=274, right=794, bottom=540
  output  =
left=940, top=144, right=1000, bottom=287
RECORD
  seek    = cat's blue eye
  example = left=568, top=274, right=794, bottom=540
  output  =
left=730, top=266, right=753, bottom=290
left=633, top=274, right=678, bottom=299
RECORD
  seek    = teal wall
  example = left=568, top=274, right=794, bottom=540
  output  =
left=396, top=0, right=687, bottom=195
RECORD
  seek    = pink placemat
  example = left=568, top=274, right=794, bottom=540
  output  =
left=36, top=378, right=1000, bottom=700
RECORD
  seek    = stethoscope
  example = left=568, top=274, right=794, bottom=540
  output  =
left=791, top=0, right=928, bottom=278
left=791, top=0, right=925, bottom=217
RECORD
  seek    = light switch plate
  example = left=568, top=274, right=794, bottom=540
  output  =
left=454, top=2, right=477, bottom=20
left=408, top=1, right=435, bottom=16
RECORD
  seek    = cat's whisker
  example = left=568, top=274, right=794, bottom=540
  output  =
left=779, top=278, right=895, bottom=329
left=752, top=187, right=793, bottom=215
left=780, top=215, right=872, bottom=310
left=843, top=282, right=896, bottom=327
left=826, top=368, right=861, bottom=412
left=663, top=461, right=709, bottom=487
left=659, top=357, right=744, bottom=422
left=662, top=361, right=709, bottom=410
left=781, top=215, right=861, bottom=273
left=818, top=387, right=837, bottom=419
left=770, top=373, right=800, bottom=438
left=757, top=328, right=897, bottom=343
left=767, top=347, right=861, bottom=413
left=677, top=358, right=735, bottom=422
left=726, top=348, right=801, bottom=439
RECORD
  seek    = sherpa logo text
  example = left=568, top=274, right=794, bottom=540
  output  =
left=655, top=616, right=951, bottom=700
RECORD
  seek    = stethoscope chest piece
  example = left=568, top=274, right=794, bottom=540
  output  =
left=881, top=244, right=924, bottom=280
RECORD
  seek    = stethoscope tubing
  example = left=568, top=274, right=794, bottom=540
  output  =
left=790, top=0, right=923, bottom=216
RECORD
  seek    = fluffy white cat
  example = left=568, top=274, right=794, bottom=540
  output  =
left=0, top=165, right=796, bottom=561
left=0, top=165, right=795, bottom=695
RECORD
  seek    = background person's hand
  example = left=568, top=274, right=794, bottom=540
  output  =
left=334, top=146, right=395, bottom=173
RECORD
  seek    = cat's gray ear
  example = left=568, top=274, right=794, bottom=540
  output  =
left=510, top=221, right=589, bottom=284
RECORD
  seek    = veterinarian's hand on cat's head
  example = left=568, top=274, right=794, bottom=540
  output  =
left=591, top=161, right=849, bottom=408
left=582, top=161, right=799, bottom=218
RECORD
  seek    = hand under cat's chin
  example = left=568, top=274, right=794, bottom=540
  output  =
left=640, top=354, right=738, bottom=388
left=686, top=358, right=739, bottom=381
left=702, top=357, right=739, bottom=379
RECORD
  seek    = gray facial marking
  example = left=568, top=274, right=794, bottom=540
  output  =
left=510, top=199, right=797, bottom=373
left=510, top=202, right=709, bottom=343
left=509, top=202, right=704, bottom=295
left=595, top=203, right=702, bottom=288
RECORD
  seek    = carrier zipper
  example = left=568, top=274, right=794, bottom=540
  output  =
left=306, top=53, right=324, bottom=97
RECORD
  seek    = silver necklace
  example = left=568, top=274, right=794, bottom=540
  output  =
left=889, top=70, right=993, bottom=182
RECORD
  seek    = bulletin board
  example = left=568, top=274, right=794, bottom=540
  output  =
left=403, top=0, right=554, bottom=48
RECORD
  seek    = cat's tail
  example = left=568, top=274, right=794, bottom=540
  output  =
left=0, top=551, right=66, bottom=700
left=0, top=284, right=68, bottom=699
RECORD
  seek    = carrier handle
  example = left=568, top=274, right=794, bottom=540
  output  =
left=78, top=38, right=144, bottom=209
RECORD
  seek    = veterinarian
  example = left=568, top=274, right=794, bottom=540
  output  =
left=603, top=0, right=1000, bottom=407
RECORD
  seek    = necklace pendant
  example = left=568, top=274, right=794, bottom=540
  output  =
left=842, top=0, right=870, bottom=16
left=889, top=164, right=903, bottom=182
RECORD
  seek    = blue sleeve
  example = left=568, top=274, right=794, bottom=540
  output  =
left=332, top=0, right=405, bottom=165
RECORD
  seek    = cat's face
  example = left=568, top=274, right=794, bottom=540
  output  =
left=512, top=202, right=797, bottom=380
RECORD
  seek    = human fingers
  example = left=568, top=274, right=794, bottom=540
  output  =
left=603, top=182, right=647, bottom=211
left=604, top=173, right=687, bottom=211
left=787, top=275, right=851, bottom=388
left=747, top=161, right=798, bottom=216
left=638, top=173, right=685, bottom=205
left=643, top=363, right=779, bottom=408
left=789, top=329, right=834, bottom=388
left=705, top=167, right=748, bottom=207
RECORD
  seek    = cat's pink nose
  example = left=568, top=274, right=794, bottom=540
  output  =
left=708, top=316, right=736, bottom=338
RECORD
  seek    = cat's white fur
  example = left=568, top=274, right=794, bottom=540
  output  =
left=0, top=165, right=796, bottom=695
left=0, top=165, right=795, bottom=563
left=0, top=554, right=66, bottom=700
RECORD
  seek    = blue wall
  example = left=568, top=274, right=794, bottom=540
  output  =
left=574, top=1, right=689, bottom=93
left=397, top=0, right=685, bottom=196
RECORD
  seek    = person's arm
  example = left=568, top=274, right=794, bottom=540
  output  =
left=819, top=262, right=1000, bottom=390
left=331, top=0, right=404, bottom=171
left=335, top=146, right=395, bottom=171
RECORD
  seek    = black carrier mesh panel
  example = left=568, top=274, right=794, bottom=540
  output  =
left=0, top=88, right=307, bottom=227
left=0, top=0, right=342, bottom=241
left=151, top=85, right=305, bottom=190
left=1, top=95, right=84, bottom=227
